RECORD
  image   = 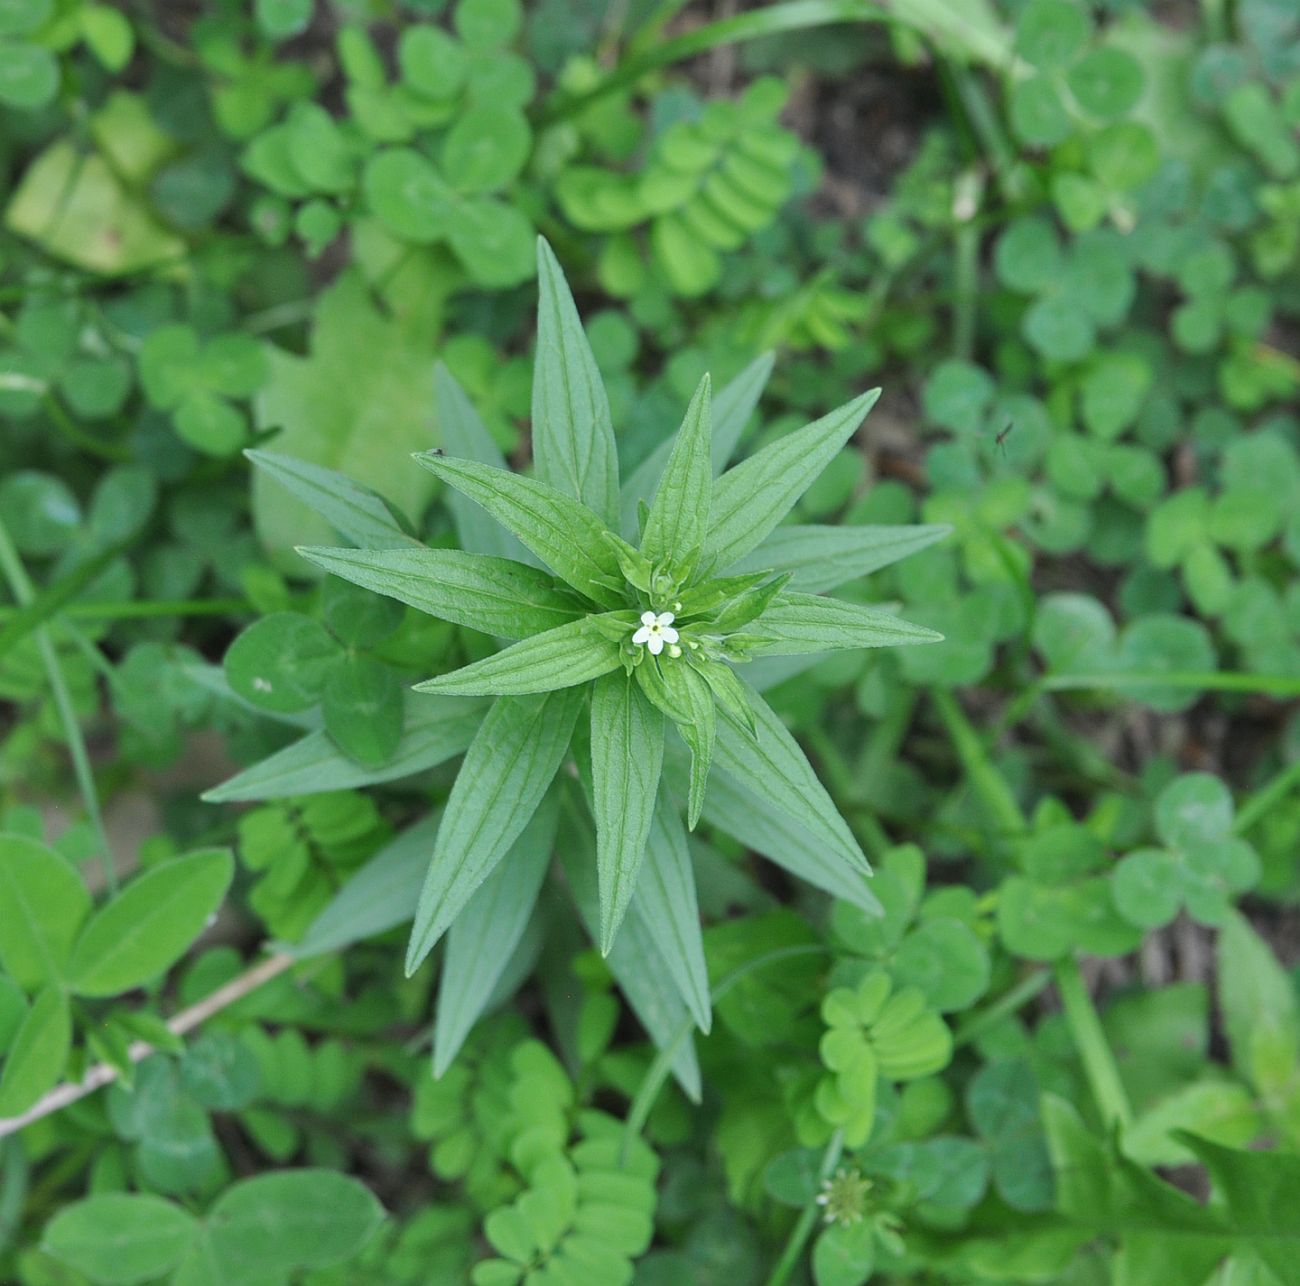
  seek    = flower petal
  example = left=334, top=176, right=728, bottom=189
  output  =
left=661, top=626, right=679, bottom=644
left=640, top=610, right=657, bottom=626
left=657, top=612, right=676, bottom=626
left=632, top=626, right=651, bottom=644
left=647, top=635, right=664, bottom=655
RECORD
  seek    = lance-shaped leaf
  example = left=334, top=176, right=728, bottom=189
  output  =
left=590, top=671, right=665, bottom=954
left=657, top=659, right=716, bottom=829
left=630, top=796, right=711, bottom=1032
left=433, top=793, right=559, bottom=1075
left=434, top=362, right=531, bottom=563
left=559, top=796, right=701, bottom=1100
left=298, top=546, right=581, bottom=639
left=414, top=454, right=624, bottom=607
left=533, top=237, right=620, bottom=525
left=202, top=695, right=484, bottom=801
left=705, top=389, right=880, bottom=573
left=641, top=374, right=712, bottom=566
left=413, top=615, right=623, bottom=697
left=746, top=592, right=943, bottom=656
left=0, top=986, right=71, bottom=1116
left=621, top=352, right=773, bottom=532
left=730, top=523, right=953, bottom=593
left=714, top=681, right=872, bottom=882
left=687, top=751, right=881, bottom=915
left=245, top=449, right=418, bottom=550
left=406, top=688, right=583, bottom=974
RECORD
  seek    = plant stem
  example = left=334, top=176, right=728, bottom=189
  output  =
left=765, top=1129, right=844, bottom=1286
left=953, top=966, right=1051, bottom=1048
left=0, top=952, right=295, bottom=1139
left=1053, top=956, right=1132, bottom=1130
left=0, top=518, right=117, bottom=893
left=1042, top=670, right=1300, bottom=699
left=930, top=688, right=1026, bottom=851
left=1233, top=758, right=1300, bottom=835
left=0, top=597, right=252, bottom=625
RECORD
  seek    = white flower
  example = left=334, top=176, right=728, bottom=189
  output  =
left=632, top=610, right=678, bottom=656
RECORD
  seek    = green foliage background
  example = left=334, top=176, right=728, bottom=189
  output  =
left=2, top=0, right=1300, bottom=1282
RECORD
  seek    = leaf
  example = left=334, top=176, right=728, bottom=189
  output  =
left=590, top=672, right=665, bottom=954
left=629, top=796, right=711, bottom=1032
left=223, top=613, right=340, bottom=713
left=434, top=362, right=530, bottom=562
left=246, top=449, right=418, bottom=550
left=252, top=270, right=438, bottom=561
left=704, top=389, right=880, bottom=572
left=715, top=680, right=871, bottom=877
left=559, top=798, right=701, bottom=1100
left=294, top=815, right=440, bottom=957
left=433, top=793, right=559, bottom=1075
left=620, top=351, right=774, bottom=533
left=301, top=546, right=580, bottom=640
left=413, top=616, right=622, bottom=697
left=68, top=850, right=234, bottom=997
left=203, top=1169, right=385, bottom=1278
left=322, top=654, right=404, bottom=767
left=414, top=454, right=624, bottom=607
left=42, top=1194, right=198, bottom=1285
left=0, top=987, right=70, bottom=1116
left=1218, top=910, right=1300, bottom=1106
left=641, top=374, right=712, bottom=566
left=0, top=833, right=91, bottom=990
left=202, top=694, right=484, bottom=801
left=813, top=1221, right=876, bottom=1286
left=728, top=523, right=952, bottom=593
left=690, top=755, right=879, bottom=915
left=532, top=237, right=620, bottom=525
left=747, top=592, right=942, bottom=656
left=406, top=689, right=584, bottom=973
left=656, top=659, right=716, bottom=828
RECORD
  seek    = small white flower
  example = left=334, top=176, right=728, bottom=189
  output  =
left=632, top=610, right=679, bottom=656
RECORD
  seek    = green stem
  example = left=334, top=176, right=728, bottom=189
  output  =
left=1042, top=670, right=1300, bottom=699
left=1053, top=956, right=1132, bottom=1129
left=952, top=208, right=980, bottom=361
left=0, top=519, right=117, bottom=893
left=953, top=967, right=1051, bottom=1048
left=930, top=689, right=1026, bottom=850
left=0, top=597, right=252, bottom=625
left=764, top=1129, right=844, bottom=1286
left=43, top=394, right=131, bottom=463
left=538, top=0, right=889, bottom=124
left=1233, top=758, right=1300, bottom=836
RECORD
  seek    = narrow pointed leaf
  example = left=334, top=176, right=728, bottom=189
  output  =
left=630, top=796, right=711, bottom=1032
left=657, top=660, right=716, bottom=828
left=730, top=523, right=953, bottom=592
left=689, top=753, right=882, bottom=915
left=413, top=616, right=623, bottom=697
left=747, top=591, right=943, bottom=656
left=714, top=681, right=872, bottom=881
left=533, top=238, right=620, bottom=525
left=295, top=815, right=441, bottom=957
left=434, top=363, right=531, bottom=562
left=202, top=695, right=484, bottom=801
left=414, top=454, right=624, bottom=607
left=298, top=546, right=581, bottom=639
left=621, top=352, right=773, bottom=532
left=434, top=793, right=559, bottom=1075
left=641, top=374, right=712, bottom=566
left=0, top=986, right=71, bottom=1116
left=405, top=688, right=583, bottom=973
left=246, top=449, right=417, bottom=549
left=559, top=797, right=701, bottom=1100
left=591, top=672, right=665, bottom=954
left=705, top=389, right=880, bottom=572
